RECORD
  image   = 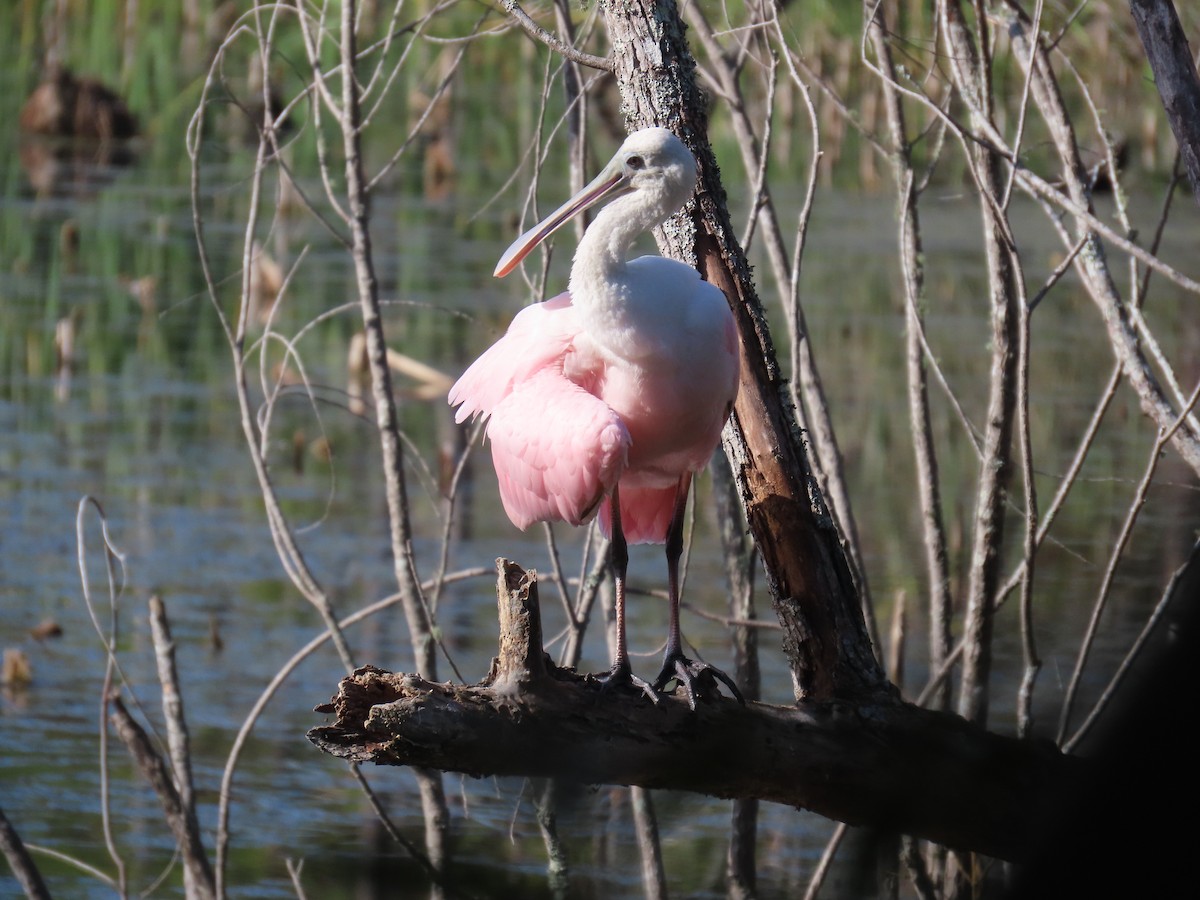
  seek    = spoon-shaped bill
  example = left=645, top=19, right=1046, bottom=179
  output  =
left=493, top=160, right=632, bottom=279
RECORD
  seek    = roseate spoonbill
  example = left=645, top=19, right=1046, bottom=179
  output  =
left=449, top=127, right=741, bottom=707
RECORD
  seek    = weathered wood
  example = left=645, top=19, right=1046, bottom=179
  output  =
left=1130, top=0, right=1200, bottom=205
left=491, top=559, right=549, bottom=686
left=310, top=561, right=1081, bottom=863
left=310, top=664, right=1078, bottom=864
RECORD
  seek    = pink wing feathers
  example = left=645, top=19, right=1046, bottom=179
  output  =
left=487, top=370, right=629, bottom=528
left=449, top=294, right=631, bottom=530
left=449, top=294, right=575, bottom=424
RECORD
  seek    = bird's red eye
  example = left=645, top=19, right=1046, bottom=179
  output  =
left=626, top=154, right=645, bottom=170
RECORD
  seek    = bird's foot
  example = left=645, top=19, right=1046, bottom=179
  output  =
left=596, top=661, right=660, bottom=704
left=652, top=654, right=745, bottom=710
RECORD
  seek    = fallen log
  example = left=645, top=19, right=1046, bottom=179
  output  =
left=309, top=560, right=1082, bottom=863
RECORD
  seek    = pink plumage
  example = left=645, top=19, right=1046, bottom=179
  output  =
left=449, top=285, right=736, bottom=544
left=449, top=294, right=632, bottom=530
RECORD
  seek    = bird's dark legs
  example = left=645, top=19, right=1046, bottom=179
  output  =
left=652, top=472, right=745, bottom=708
left=594, top=479, right=740, bottom=707
left=610, top=485, right=631, bottom=675
left=662, top=472, right=689, bottom=663
left=598, top=486, right=657, bottom=702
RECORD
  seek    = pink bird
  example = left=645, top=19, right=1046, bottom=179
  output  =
left=450, top=128, right=741, bottom=706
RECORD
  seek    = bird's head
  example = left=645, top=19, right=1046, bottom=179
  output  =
left=605, top=127, right=698, bottom=215
left=494, top=127, right=699, bottom=278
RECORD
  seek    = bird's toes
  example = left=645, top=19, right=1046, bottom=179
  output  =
left=652, top=657, right=699, bottom=708
left=596, top=664, right=660, bottom=704
left=707, top=663, right=746, bottom=706
left=653, top=656, right=745, bottom=709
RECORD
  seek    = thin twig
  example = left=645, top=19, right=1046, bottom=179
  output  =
left=346, top=763, right=461, bottom=891
left=367, top=31, right=474, bottom=191
left=1000, top=0, right=1045, bottom=210
left=333, top=5, right=449, bottom=887
left=75, top=496, right=129, bottom=898
left=803, top=821, right=848, bottom=900
left=939, top=0, right=1021, bottom=730
left=864, top=0, right=953, bottom=709
left=284, top=857, right=308, bottom=900
left=766, top=11, right=879, bottom=648
left=715, top=448, right=759, bottom=896
left=214, top=567, right=491, bottom=900
left=1065, top=533, right=1200, bottom=752
left=560, top=530, right=610, bottom=668
left=1057, top=379, right=1200, bottom=744
left=24, top=842, right=117, bottom=888
left=1014, top=220, right=1041, bottom=740
left=630, top=787, right=667, bottom=900
left=148, top=595, right=205, bottom=899
left=109, top=696, right=215, bottom=900
left=500, top=0, right=612, bottom=71
left=534, top=780, right=570, bottom=900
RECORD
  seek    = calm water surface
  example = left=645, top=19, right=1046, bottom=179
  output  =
left=2, top=108, right=1198, bottom=898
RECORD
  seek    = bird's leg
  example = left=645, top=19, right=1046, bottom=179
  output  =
left=597, top=485, right=658, bottom=703
left=609, top=487, right=633, bottom=676
left=653, top=472, right=745, bottom=709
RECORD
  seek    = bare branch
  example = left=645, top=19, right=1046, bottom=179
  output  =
left=863, top=0, right=953, bottom=710
left=631, top=788, right=667, bottom=900
left=1001, top=6, right=1200, bottom=473
left=109, top=696, right=215, bottom=900
left=1065, top=532, right=1200, bottom=752
left=336, top=0, right=435, bottom=678
left=1057, top=379, right=1200, bottom=743
left=803, top=821, right=848, bottom=900
left=939, top=0, right=1021, bottom=729
left=500, top=1, right=613, bottom=71
left=148, top=595, right=203, bottom=899
left=694, top=4, right=882, bottom=649
left=74, top=496, right=129, bottom=897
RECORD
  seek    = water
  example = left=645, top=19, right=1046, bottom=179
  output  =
left=3, top=71, right=1200, bottom=900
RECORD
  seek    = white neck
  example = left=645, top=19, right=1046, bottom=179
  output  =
left=568, top=187, right=679, bottom=310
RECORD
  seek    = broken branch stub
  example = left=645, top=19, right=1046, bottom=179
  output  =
left=491, top=558, right=550, bottom=687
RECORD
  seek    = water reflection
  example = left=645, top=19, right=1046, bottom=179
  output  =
left=18, top=135, right=139, bottom=199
